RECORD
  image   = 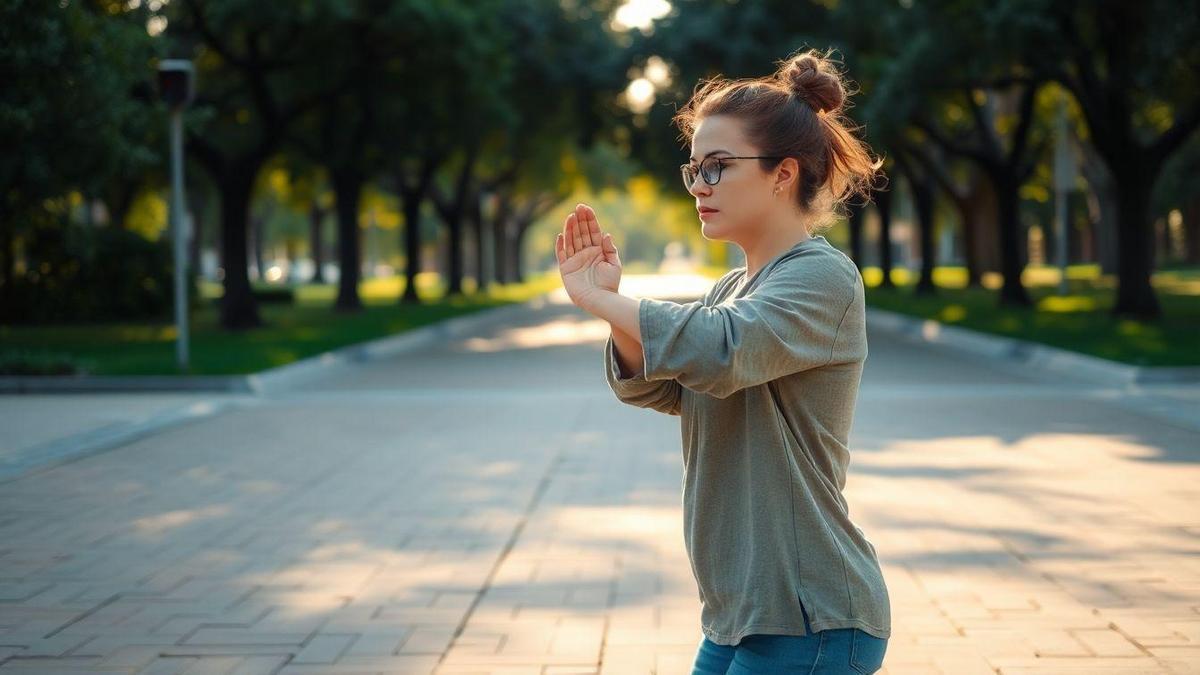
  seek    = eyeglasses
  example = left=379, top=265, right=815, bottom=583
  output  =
left=681, top=155, right=787, bottom=190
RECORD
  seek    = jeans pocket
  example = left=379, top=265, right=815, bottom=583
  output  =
left=849, top=629, right=888, bottom=674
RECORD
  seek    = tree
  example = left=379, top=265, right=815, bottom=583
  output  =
left=168, top=0, right=346, bottom=329
left=1026, top=1, right=1200, bottom=318
left=0, top=0, right=160, bottom=311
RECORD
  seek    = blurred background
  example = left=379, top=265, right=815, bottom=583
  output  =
left=1, top=0, right=1197, bottom=376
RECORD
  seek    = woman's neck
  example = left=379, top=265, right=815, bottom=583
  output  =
left=741, top=228, right=813, bottom=280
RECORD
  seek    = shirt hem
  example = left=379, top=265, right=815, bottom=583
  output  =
left=701, top=619, right=891, bottom=645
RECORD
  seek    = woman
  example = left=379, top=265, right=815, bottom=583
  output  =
left=555, top=47, right=890, bottom=674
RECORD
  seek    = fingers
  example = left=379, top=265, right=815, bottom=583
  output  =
left=570, top=209, right=585, bottom=254
left=563, top=203, right=606, bottom=261
left=563, top=213, right=577, bottom=258
left=575, top=203, right=597, bottom=248
left=581, top=204, right=602, bottom=247
left=555, top=232, right=566, bottom=265
left=602, top=232, right=620, bottom=266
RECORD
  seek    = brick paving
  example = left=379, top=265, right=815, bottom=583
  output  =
left=1, top=281, right=1197, bottom=674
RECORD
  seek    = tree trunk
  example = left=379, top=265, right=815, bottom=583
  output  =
left=470, top=193, right=486, bottom=292
left=0, top=208, right=13, bottom=308
left=957, top=194, right=982, bottom=289
left=1184, top=196, right=1200, bottom=265
left=309, top=201, right=326, bottom=283
left=1111, top=169, right=1161, bottom=319
left=106, top=182, right=137, bottom=230
left=875, top=186, right=895, bottom=289
left=1079, top=140, right=1120, bottom=275
left=910, top=172, right=937, bottom=295
left=446, top=214, right=464, bottom=297
left=848, top=202, right=864, bottom=271
left=251, top=210, right=266, bottom=281
left=492, top=195, right=513, bottom=284
left=400, top=191, right=422, bottom=304
left=512, top=221, right=530, bottom=283
left=993, top=172, right=1032, bottom=307
left=332, top=169, right=363, bottom=312
left=940, top=187, right=981, bottom=289
left=217, top=172, right=261, bottom=330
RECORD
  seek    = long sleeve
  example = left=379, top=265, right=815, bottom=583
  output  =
left=603, top=332, right=683, bottom=416
left=638, top=253, right=861, bottom=400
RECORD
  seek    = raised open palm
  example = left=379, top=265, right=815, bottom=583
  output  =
left=555, top=203, right=622, bottom=309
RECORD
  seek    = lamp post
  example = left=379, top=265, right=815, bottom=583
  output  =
left=157, top=59, right=195, bottom=371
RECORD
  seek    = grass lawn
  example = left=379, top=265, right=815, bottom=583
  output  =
left=0, top=271, right=561, bottom=376
left=860, top=264, right=1200, bottom=367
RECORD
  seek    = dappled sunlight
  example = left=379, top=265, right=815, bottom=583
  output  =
left=311, top=518, right=354, bottom=536
left=461, top=316, right=612, bottom=352
left=263, top=347, right=300, bottom=366
left=109, top=324, right=178, bottom=342
left=453, top=274, right=727, bottom=350
left=1038, top=294, right=1098, bottom=312
left=1154, top=271, right=1200, bottom=295
left=252, top=589, right=352, bottom=618
left=868, top=263, right=1199, bottom=297
left=472, top=460, right=522, bottom=478
left=613, top=273, right=718, bottom=300
left=451, top=271, right=715, bottom=353
left=550, top=505, right=683, bottom=549
left=131, top=504, right=231, bottom=537
left=240, top=478, right=284, bottom=494
left=847, top=428, right=1199, bottom=617
left=198, top=270, right=563, bottom=307
left=919, top=318, right=945, bottom=342
left=937, top=304, right=968, bottom=322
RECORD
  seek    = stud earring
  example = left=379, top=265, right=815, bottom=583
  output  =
left=773, top=187, right=781, bottom=196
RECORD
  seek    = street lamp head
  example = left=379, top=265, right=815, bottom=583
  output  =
left=157, top=59, right=195, bottom=109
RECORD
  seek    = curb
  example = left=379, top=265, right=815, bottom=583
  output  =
left=865, top=306, right=1200, bottom=387
left=0, top=397, right=253, bottom=484
left=0, top=294, right=551, bottom=395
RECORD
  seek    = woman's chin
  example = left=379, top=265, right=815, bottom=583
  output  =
left=700, top=220, right=731, bottom=240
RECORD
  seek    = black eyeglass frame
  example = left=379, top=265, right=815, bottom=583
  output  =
left=680, top=155, right=788, bottom=190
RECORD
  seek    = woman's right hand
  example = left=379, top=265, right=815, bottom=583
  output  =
left=556, top=203, right=622, bottom=308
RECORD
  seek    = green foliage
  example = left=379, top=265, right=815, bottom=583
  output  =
left=0, top=348, right=94, bottom=376
left=249, top=287, right=294, bottom=305
left=0, top=0, right=162, bottom=215
left=0, top=215, right=200, bottom=324
left=864, top=265, right=1200, bottom=366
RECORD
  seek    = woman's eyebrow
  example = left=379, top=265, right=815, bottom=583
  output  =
left=688, top=149, right=732, bottom=161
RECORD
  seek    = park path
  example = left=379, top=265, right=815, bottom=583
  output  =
left=1, top=276, right=1198, bottom=674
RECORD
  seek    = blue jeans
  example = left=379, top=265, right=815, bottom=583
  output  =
left=690, top=604, right=888, bottom=674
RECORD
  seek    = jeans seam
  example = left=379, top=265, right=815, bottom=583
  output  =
left=805, top=630, right=826, bottom=675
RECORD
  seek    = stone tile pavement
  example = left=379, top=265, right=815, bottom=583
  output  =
left=1, top=279, right=1197, bottom=674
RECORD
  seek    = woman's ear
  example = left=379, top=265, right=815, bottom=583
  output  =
left=774, top=157, right=800, bottom=193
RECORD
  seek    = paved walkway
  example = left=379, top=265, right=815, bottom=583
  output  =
left=1, top=278, right=1198, bottom=674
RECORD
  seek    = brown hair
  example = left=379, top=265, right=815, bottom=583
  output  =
left=671, top=47, right=885, bottom=234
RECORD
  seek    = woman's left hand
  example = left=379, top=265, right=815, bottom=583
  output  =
left=556, top=203, right=622, bottom=312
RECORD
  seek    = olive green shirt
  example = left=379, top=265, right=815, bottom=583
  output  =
left=603, top=234, right=891, bottom=645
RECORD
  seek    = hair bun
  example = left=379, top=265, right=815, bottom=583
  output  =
left=778, top=52, right=845, bottom=114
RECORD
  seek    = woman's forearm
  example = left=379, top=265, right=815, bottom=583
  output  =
left=610, top=324, right=644, bottom=378
left=584, top=290, right=646, bottom=378
left=584, top=290, right=641, bottom=340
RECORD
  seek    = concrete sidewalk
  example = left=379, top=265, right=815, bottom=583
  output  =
left=0, top=277, right=1198, bottom=674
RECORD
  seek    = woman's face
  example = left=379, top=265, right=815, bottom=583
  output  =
left=686, top=114, right=794, bottom=244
